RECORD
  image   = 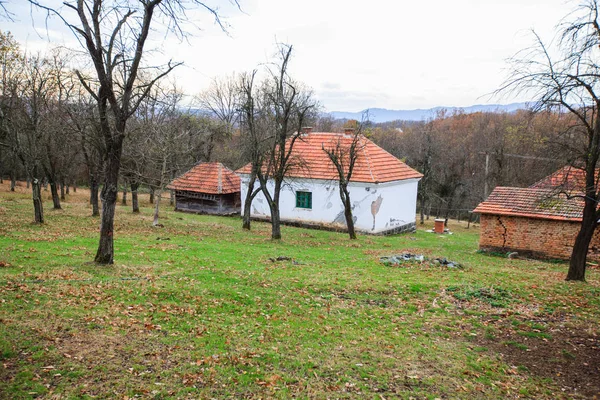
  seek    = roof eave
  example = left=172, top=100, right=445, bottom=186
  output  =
left=474, top=209, right=582, bottom=222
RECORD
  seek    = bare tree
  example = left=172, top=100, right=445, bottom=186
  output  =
left=499, top=0, right=600, bottom=281
left=132, top=83, right=188, bottom=227
left=179, top=114, right=229, bottom=162
left=0, top=1, right=14, bottom=21
left=58, top=70, right=104, bottom=217
left=40, top=50, right=80, bottom=211
left=28, top=0, right=236, bottom=264
left=321, top=125, right=365, bottom=239
left=0, top=31, right=22, bottom=193
left=5, top=51, right=65, bottom=223
left=196, top=73, right=240, bottom=134
left=252, top=44, right=318, bottom=240
left=238, top=72, right=262, bottom=231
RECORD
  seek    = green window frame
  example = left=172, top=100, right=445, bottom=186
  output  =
left=296, top=191, right=312, bottom=209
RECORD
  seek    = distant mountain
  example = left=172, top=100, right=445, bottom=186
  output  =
left=330, top=103, right=530, bottom=123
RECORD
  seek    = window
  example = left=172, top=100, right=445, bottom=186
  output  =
left=296, top=191, right=312, bottom=209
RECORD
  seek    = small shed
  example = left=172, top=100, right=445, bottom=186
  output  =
left=474, top=166, right=600, bottom=260
left=168, top=162, right=241, bottom=215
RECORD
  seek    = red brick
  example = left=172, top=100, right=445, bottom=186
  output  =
left=479, top=215, right=600, bottom=261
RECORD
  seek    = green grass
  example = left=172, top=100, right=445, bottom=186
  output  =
left=0, top=182, right=599, bottom=399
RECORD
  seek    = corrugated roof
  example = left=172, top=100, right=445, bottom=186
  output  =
left=236, top=132, right=422, bottom=183
left=167, top=162, right=240, bottom=195
left=473, top=186, right=584, bottom=222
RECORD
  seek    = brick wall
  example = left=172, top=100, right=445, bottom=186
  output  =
left=479, top=214, right=600, bottom=260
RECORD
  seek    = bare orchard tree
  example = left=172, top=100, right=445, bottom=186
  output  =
left=321, top=124, right=366, bottom=240
left=196, top=73, right=240, bottom=135
left=0, top=31, right=22, bottom=192
left=238, top=70, right=277, bottom=231
left=179, top=113, right=230, bottom=163
left=499, top=0, right=600, bottom=281
left=28, top=0, right=237, bottom=264
left=7, top=52, right=63, bottom=223
left=40, top=51, right=80, bottom=211
left=68, top=93, right=103, bottom=216
left=128, top=83, right=189, bottom=227
left=252, top=44, right=318, bottom=240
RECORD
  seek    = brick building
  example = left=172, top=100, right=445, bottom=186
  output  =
left=474, top=167, right=600, bottom=260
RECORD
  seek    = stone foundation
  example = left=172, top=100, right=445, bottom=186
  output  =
left=250, top=217, right=416, bottom=236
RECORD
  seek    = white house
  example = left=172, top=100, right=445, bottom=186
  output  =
left=237, top=130, right=423, bottom=235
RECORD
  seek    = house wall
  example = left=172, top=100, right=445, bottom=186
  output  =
left=479, top=214, right=600, bottom=260
left=240, top=176, right=419, bottom=234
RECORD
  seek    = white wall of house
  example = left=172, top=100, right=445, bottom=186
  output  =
left=239, top=175, right=419, bottom=233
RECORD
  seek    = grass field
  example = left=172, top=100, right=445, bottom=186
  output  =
left=0, top=181, right=599, bottom=399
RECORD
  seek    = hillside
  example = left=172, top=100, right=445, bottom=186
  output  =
left=330, top=102, right=530, bottom=123
left=0, top=182, right=598, bottom=398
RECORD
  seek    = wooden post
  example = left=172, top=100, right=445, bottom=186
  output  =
left=484, top=152, right=490, bottom=200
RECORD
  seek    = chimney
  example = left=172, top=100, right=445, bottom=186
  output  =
left=344, top=128, right=355, bottom=135
left=434, top=218, right=445, bottom=234
left=302, top=126, right=313, bottom=134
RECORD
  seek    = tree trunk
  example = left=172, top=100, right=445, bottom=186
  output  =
left=149, top=187, right=154, bottom=204
left=94, top=148, right=121, bottom=264
left=419, top=196, right=425, bottom=225
left=242, top=195, right=253, bottom=230
left=131, top=182, right=140, bottom=213
left=170, top=189, right=174, bottom=206
left=444, top=197, right=454, bottom=226
left=32, top=177, right=44, bottom=224
left=242, top=173, right=258, bottom=230
left=566, top=199, right=597, bottom=281
left=340, top=185, right=356, bottom=239
left=271, top=206, right=281, bottom=239
left=50, top=181, right=61, bottom=209
left=10, top=171, right=16, bottom=192
left=122, top=186, right=127, bottom=205
left=269, top=184, right=282, bottom=240
left=26, top=178, right=30, bottom=189
left=60, top=181, right=66, bottom=201
left=153, top=190, right=162, bottom=226
left=344, top=203, right=356, bottom=239
left=73, top=183, right=76, bottom=193
left=66, top=183, right=70, bottom=195
left=90, top=177, right=99, bottom=217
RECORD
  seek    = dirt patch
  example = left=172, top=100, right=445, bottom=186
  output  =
left=54, top=329, right=180, bottom=395
left=475, top=320, right=600, bottom=398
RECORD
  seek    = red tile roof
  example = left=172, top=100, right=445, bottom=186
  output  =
left=473, top=187, right=584, bottom=222
left=530, top=165, right=599, bottom=194
left=236, top=132, right=422, bottom=184
left=167, top=162, right=240, bottom=195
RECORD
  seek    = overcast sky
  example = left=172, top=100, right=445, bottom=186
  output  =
left=3, top=0, right=575, bottom=112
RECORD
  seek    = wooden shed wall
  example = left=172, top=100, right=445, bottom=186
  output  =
left=174, top=191, right=240, bottom=215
